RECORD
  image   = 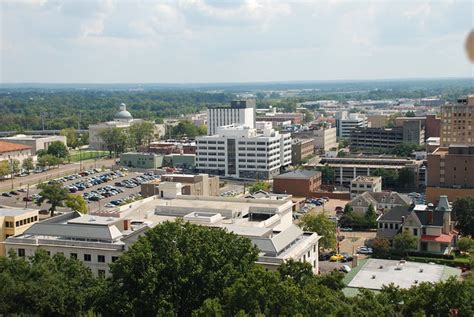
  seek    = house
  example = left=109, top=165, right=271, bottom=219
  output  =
left=351, top=191, right=412, bottom=214
left=376, top=195, right=457, bottom=254
left=350, top=176, right=382, bottom=198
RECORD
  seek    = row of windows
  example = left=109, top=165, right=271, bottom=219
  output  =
left=197, top=140, right=225, bottom=144
left=6, top=216, right=38, bottom=228
left=16, top=248, right=119, bottom=264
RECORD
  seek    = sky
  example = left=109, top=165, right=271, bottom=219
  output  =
left=1, top=0, right=473, bottom=83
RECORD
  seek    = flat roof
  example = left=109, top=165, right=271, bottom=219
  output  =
left=346, top=259, right=460, bottom=290
left=67, top=215, right=118, bottom=226
left=0, top=207, right=38, bottom=217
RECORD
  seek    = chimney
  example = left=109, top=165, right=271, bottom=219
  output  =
left=123, top=219, right=130, bottom=231
left=428, top=210, right=433, bottom=225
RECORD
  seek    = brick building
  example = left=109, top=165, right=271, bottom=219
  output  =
left=291, top=139, right=314, bottom=164
left=273, top=170, right=322, bottom=197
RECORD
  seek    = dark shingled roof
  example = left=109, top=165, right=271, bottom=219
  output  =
left=378, top=206, right=411, bottom=222
left=274, top=170, right=321, bottom=179
left=415, top=210, right=444, bottom=226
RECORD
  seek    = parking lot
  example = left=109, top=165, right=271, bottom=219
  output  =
left=0, top=168, right=160, bottom=214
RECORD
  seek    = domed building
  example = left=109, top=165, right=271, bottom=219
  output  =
left=88, top=103, right=162, bottom=150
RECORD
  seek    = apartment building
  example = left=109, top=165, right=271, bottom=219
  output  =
left=440, top=95, right=474, bottom=147
left=0, top=207, right=39, bottom=256
left=207, top=100, right=256, bottom=135
left=426, top=145, right=474, bottom=203
left=350, top=176, right=382, bottom=198
left=335, top=112, right=368, bottom=139
left=291, top=139, right=314, bottom=164
left=196, top=124, right=291, bottom=180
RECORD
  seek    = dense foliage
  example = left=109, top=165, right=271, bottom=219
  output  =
left=36, top=181, right=70, bottom=217
left=0, top=220, right=473, bottom=316
left=453, top=197, right=474, bottom=236
left=299, top=212, right=337, bottom=250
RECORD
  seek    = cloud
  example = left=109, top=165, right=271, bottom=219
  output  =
left=0, top=0, right=472, bottom=83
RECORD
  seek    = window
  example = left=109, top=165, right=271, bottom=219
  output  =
left=413, top=228, right=418, bottom=236
left=84, top=254, right=92, bottom=262
left=111, top=256, right=119, bottom=262
left=70, top=253, right=77, bottom=259
left=389, top=223, right=393, bottom=229
left=395, top=224, right=399, bottom=230
left=379, top=223, right=383, bottom=229
left=18, top=248, right=25, bottom=257
left=98, top=255, right=105, bottom=263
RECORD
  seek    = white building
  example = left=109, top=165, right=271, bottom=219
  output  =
left=89, top=103, right=161, bottom=150
left=207, top=100, right=256, bottom=135
left=1, top=135, right=67, bottom=154
left=6, top=195, right=321, bottom=275
left=196, top=124, right=291, bottom=179
left=350, top=176, right=382, bottom=198
left=336, top=112, right=368, bottom=139
left=313, top=127, right=337, bottom=152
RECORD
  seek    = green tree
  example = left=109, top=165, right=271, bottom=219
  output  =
left=303, top=110, right=314, bottom=123
left=128, top=121, right=156, bottom=150
left=344, top=204, right=353, bottom=214
left=99, top=127, right=128, bottom=157
left=0, top=249, right=99, bottom=316
left=248, top=181, right=270, bottom=194
left=60, top=128, right=78, bottom=148
left=65, top=194, right=88, bottom=214
left=79, top=132, right=89, bottom=146
left=97, top=220, right=259, bottom=316
left=457, top=237, right=474, bottom=253
left=36, top=181, right=69, bottom=217
left=316, top=165, right=335, bottom=184
left=21, top=157, right=34, bottom=171
left=372, top=238, right=390, bottom=257
left=171, top=120, right=206, bottom=138
left=372, top=168, right=398, bottom=188
left=37, top=154, right=61, bottom=168
left=337, top=150, right=346, bottom=158
left=405, top=111, right=416, bottom=117
left=46, top=141, right=69, bottom=158
left=0, top=160, right=10, bottom=178
left=365, top=203, right=377, bottom=227
left=338, top=139, right=349, bottom=149
left=299, top=212, right=336, bottom=250
left=10, top=159, right=20, bottom=175
left=393, top=231, right=417, bottom=256
left=398, top=167, right=415, bottom=188
left=452, top=197, right=474, bottom=236
left=390, top=143, right=424, bottom=157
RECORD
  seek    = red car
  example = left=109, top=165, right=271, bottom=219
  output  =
left=22, top=196, right=33, bottom=202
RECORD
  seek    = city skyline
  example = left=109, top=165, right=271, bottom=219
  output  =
left=1, top=0, right=473, bottom=83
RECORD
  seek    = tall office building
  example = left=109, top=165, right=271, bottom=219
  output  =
left=207, top=100, right=256, bottom=135
left=335, top=112, right=368, bottom=139
left=440, top=95, right=474, bottom=147
left=196, top=124, right=291, bottom=179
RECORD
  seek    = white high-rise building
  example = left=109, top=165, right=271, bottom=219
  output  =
left=196, top=124, right=291, bottom=179
left=207, top=100, right=256, bottom=135
left=336, top=112, right=368, bottom=139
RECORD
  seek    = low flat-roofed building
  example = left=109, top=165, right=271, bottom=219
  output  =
left=273, top=170, right=322, bottom=197
left=0, top=207, right=39, bottom=256
left=350, top=176, right=382, bottom=198
left=1, top=134, right=67, bottom=154
left=0, top=141, right=34, bottom=167
left=141, top=173, right=219, bottom=198
left=5, top=211, right=151, bottom=277
left=120, top=152, right=164, bottom=169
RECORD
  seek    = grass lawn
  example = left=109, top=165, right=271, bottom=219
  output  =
left=69, top=151, right=109, bottom=162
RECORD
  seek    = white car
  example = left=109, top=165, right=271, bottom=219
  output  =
left=357, top=246, right=373, bottom=254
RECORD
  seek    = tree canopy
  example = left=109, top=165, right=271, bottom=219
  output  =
left=298, top=212, right=336, bottom=250
left=248, top=181, right=270, bottom=194
left=46, top=141, right=69, bottom=158
left=453, top=196, right=474, bottom=236
left=36, top=181, right=70, bottom=217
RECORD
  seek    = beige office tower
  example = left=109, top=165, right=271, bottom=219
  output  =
left=440, top=95, right=474, bottom=147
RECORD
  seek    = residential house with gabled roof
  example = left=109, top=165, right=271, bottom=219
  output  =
left=376, top=195, right=457, bottom=254
left=351, top=191, right=412, bottom=215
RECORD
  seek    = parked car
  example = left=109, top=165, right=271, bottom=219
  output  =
left=329, top=254, right=345, bottom=262
left=9, top=191, right=19, bottom=195
left=22, top=196, right=33, bottom=202
left=341, top=252, right=353, bottom=262
left=339, top=227, right=353, bottom=232
left=319, top=251, right=336, bottom=261
left=357, top=246, right=373, bottom=254
left=339, top=265, right=352, bottom=273
left=2, top=192, right=12, bottom=197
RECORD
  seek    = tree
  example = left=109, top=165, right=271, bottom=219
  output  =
left=37, top=154, right=61, bottom=168
left=79, top=132, right=89, bottom=146
left=393, top=231, right=417, bottom=256
left=344, top=204, right=353, bottom=214
left=0, top=249, right=99, bottom=316
left=65, top=194, right=88, bottom=214
left=316, top=165, right=335, bottom=184
left=365, top=203, right=377, bottom=227
left=22, top=157, right=34, bottom=172
left=452, top=197, right=474, bottom=236
left=97, top=220, right=259, bottom=316
left=390, top=143, right=424, bottom=157
left=303, top=110, right=314, bottom=123
left=338, top=139, right=349, bottom=149
left=60, top=128, right=78, bottom=148
left=248, top=181, right=270, bottom=194
left=457, top=237, right=474, bottom=253
left=299, top=212, right=336, bottom=250
left=398, top=167, right=415, bottom=188
left=10, top=159, right=20, bottom=175
left=170, top=120, right=206, bottom=138
left=0, top=160, right=10, bottom=178
left=337, top=150, right=346, bottom=158
left=128, top=121, right=156, bottom=150
left=372, top=238, right=390, bottom=257
left=36, top=181, right=69, bottom=217
left=46, top=141, right=69, bottom=158
left=99, top=127, right=128, bottom=157
left=372, top=168, right=398, bottom=188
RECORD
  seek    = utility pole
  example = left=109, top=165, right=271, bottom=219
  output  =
left=10, top=159, right=14, bottom=190
left=25, top=184, right=30, bottom=208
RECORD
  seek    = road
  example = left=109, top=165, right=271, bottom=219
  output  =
left=0, top=158, right=116, bottom=192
